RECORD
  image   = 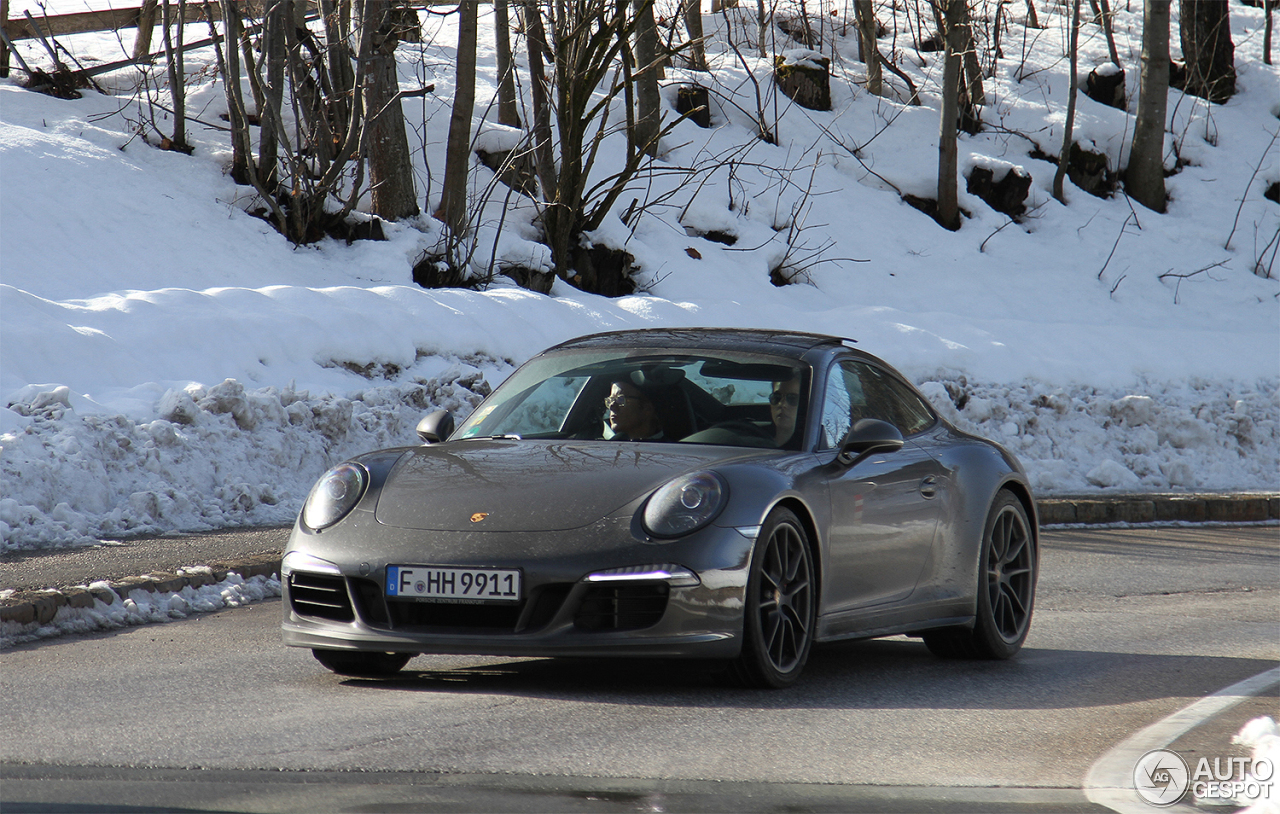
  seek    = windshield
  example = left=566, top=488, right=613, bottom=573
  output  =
left=455, top=349, right=811, bottom=450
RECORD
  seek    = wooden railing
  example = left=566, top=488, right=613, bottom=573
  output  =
left=1, top=0, right=471, bottom=78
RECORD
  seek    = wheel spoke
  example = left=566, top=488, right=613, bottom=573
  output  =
left=1002, top=526, right=1028, bottom=567
left=1002, top=584, right=1027, bottom=619
left=992, top=513, right=1009, bottom=561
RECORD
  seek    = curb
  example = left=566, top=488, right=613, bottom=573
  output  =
left=0, top=554, right=280, bottom=626
left=1035, top=494, right=1280, bottom=525
left=2, top=496, right=1276, bottom=628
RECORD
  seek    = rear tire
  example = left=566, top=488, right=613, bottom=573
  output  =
left=312, top=648, right=412, bottom=676
left=728, top=507, right=816, bottom=688
left=923, top=490, right=1036, bottom=660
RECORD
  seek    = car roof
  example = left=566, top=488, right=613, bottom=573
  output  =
left=547, top=328, right=853, bottom=358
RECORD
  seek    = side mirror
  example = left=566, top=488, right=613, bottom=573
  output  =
left=837, top=418, right=904, bottom=467
left=416, top=410, right=454, bottom=444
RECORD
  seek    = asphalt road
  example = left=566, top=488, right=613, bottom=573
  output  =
left=1, top=526, right=1276, bottom=813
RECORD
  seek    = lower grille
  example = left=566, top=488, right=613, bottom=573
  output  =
left=382, top=584, right=572, bottom=633
left=387, top=599, right=525, bottom=631
left=574, top=583, right=669, bottom=632
left=289, top=572, right=354, bottom=622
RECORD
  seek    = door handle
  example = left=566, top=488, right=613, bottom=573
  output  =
left=919, top=476, right=939, bottom=499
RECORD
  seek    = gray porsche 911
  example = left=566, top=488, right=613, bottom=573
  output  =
left=282, top=328, right=1038, bottom=688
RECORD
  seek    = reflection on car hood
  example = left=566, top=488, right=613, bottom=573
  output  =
left=374, top=439, right=752, bottom=532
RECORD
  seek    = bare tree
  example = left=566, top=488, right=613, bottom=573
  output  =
left=684, top=0, right=709, bottom=70
left=523, top=0, right=556, bottom=200
left=633, top=0, right=662, bottom=158
left=362, top=0, right=419, bottom=220
left=213, top=0, right=423, bottom=241
left=494, top=0, right=521, bottom=127
left=1128, top=0, right=1170, bottom=212
left=160, top=0, right=191, bottom=152
left=134, top=0, right=160, bottom=62
left=1180, top=0, right=1235, bottom=103
left=437, top=0, right=477, bottom=232
left=1265, top=0, right=1274, bottom=66
left=855, top=0, right=884, bottom=96
left=528, top=0, right=688, bottom=291
left=258, top=0, right=288, bottom=191
left=213, top=0, right=253, bottom=184
left=935, top=0, right=966, bottom=230
left=1053, top=0, right=1082, bottom=204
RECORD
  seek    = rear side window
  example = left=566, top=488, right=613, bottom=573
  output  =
left=818, top=360, right=935, bottom=447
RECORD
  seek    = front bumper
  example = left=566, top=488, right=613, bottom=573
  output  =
left=280, top=514, right=755, bottom=660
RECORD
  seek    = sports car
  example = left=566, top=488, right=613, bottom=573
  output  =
left=282, top=328, right=1038, bottom=688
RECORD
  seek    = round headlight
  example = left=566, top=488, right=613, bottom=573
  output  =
left=301, top=462, right=368, bottom=531
left=642, top=471, right=727, bottom=539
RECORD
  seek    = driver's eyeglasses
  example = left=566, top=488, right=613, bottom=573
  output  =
left=605, top=394, right=644, bottom=410
left=769, top=392, right=800, bottom=407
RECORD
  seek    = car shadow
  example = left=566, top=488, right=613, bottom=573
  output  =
left=336, top=637, right=1277, bottom=711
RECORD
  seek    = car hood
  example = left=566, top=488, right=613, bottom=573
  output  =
left=374, top=439, right=754, bottom=532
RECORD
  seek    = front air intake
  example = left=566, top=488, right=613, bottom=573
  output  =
left=288, top=572, right=354, bottom=623
left=574, top=583, right=670, bottom=631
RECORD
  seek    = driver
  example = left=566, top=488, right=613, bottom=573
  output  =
left=603, top=380, right=664, bottom=441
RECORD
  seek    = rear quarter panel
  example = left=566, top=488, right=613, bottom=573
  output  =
left=915, top=423, right=1037, bottom=609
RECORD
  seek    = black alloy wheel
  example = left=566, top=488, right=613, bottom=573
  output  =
left=924, top=490, right=1036, bottom=659
left=312, top=648, right=413, bottom=676
left=730, top=507, right=816, bottom=688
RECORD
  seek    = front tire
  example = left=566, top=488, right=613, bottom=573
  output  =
left=924, top=490, right=1036, bottom=659
left=729, top=507, right=816, bottom=688
left=312, top=648, right=412, bottom=676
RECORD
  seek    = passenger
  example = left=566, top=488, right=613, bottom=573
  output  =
left=604, top=380, right=664, bottom=441
left=770, top=375, right=802, bottom=447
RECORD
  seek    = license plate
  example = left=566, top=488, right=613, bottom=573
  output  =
left=386, top=565, right=521, bottom=603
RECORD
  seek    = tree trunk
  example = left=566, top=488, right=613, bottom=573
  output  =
left=258, top=0, right=288, bottom=192
left=161, top=0, right=189, bottom=151
left=437, top=0, right=477, bottom=232
left=855, top=0, right=883, bottom=96
left=958, top=0, right=985, bottom=107
left=361, top=0, right=420, bottom=220
left=133, top=0, right=160, bottom=61
left=633, top=0, right=662, bottom=158
left=1128, top=0, right=1170, bottom=212
left=523, top=0, right=556, bottom=200
left=684, top=0, right=709, bottom=70
left=1180, top=0, right=1235, bottom=103
left=1097, top=0, right=1121, bottom=66
left=217, top=0, right=253, bottom=184
left=1053, top=0, right=1082, bottom=204
left=1265, top=0, right=1273, bottom=66
left=756, top=0, right=767, bottom=58
left=936, top=0, right=964, bottom=230
left=494, top=0, right=521, bottom=126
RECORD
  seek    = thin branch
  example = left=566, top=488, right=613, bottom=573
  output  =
left=1225, top=126, right=1280, bottom=250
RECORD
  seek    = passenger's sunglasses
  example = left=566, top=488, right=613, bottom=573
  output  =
left=769, top=392, right=800, bottom=407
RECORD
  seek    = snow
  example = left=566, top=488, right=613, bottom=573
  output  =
left=0, top=572, right=282, bottom=648
left=1, top=1, right=1277, bottom=553
left=1229, top=716, right=1280, bottom=814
